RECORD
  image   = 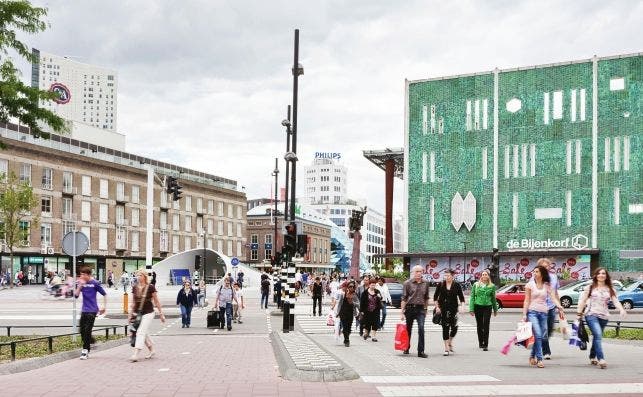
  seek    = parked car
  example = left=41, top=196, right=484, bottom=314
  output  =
left=388, top=282, right=403, bottom=308
left=558, top=279, right=624, bottom=308
left=615, top=280, right=643, bottom=310
left=495, top=283, right=526, bottom=308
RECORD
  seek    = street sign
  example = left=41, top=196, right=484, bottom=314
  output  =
left=62, top=231, right=89, bottom=256
left=250, top=243, right=259, bottom=250
left=265, top=243, right=273, bottom=250
left=231, top=257, right=239, bottom=267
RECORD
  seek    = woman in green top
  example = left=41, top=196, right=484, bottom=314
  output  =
left=469, top=269, right=498, bottom=351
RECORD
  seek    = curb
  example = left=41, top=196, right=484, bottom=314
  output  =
left=105, top=314, right=181, bottom=320
left=0, top=337, right=129, bottom=375
left=269, top=331, right=359, bottom=382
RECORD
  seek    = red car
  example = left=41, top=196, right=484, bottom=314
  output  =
left=495, top=283, right=526, bottom=308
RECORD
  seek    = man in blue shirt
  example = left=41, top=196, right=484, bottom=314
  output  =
left=74, top=266, right=107, bottom=360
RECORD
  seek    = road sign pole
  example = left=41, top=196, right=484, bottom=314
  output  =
left=72, top=231, right=77, bottom=341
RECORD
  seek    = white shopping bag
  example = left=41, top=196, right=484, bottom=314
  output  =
left=558, top=318, right=570, bottom=340
left=515, top=321, right=533, bottom=342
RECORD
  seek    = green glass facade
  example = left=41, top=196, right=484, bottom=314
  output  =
left=406, top=53, right=642, bottom=275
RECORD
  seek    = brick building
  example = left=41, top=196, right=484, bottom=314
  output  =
left=0, top=122, right=246, bottom=283
left=405, top=53, right=642, bottom=281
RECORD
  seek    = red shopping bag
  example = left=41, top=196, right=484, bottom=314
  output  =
left=394, top=323, right=410, bottom=351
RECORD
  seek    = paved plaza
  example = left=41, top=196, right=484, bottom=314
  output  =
left=1, top=284, right=642, bottom=396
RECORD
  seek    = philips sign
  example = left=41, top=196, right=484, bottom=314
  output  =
left=506, top=234, right=589, bottom=251
left=315, top=152, right=341, bottom=160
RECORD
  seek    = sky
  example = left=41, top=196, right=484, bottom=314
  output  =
left=18, top=0, right=643, bottom=213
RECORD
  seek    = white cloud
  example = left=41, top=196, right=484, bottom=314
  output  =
left=23, top=0, right=643, bottom=214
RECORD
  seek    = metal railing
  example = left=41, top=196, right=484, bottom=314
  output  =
left=605, top=320, right=643, bottom=337
left=0, top=325, right=129, bottom=361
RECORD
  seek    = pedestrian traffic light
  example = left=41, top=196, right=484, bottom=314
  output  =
left=194, top=255, right=201, bottom=270
left=492, top=248, right=500, bottom=266
left=284, top=222, right=297, bottom=255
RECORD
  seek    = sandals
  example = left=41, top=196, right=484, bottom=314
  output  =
left=529, top=357, right=537, bottom=366
left=598, top=359, right=607, bottom=369
left=536, top=361, right=545, bottom=368
left=590, top=358, right=598, bottom=365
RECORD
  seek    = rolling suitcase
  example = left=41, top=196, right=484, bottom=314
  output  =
left=207, top=309, right=221, bottom=328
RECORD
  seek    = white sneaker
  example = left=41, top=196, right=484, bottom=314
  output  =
left=544, top=354, right=551, bottom=360
left=79, top=349, right=88, bottom=360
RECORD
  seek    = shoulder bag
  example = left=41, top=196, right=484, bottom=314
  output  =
left=131, top=284, right=150, bottom=334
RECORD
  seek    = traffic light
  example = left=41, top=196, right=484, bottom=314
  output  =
left=194, top=255, right=201, bottom=270
left=172, top=182, right=183, bottom=201
left=284, top=222, right=297, bottom=255
left=165, top=176, right=183, bottom=201
left=296, top=234, right=308, bottom=256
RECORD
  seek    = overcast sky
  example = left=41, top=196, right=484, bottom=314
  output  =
left=21, top=0, right=642, bottom=213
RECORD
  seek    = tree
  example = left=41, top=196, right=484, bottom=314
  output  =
left=0, top=0, right=67, bottom=147
left=0, top=171, right=39, bottom=287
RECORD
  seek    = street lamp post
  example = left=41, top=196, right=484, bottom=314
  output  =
left=201, top=231, right=207, bottom=299
left=282, top=106, right=291, bottom=222
left=272, top=158, right=279, bottom=260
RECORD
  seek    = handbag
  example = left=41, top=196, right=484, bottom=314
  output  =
left=326, top=311, right=335, bottom=326
left=130, top=284, right=149, bottom=346
left=576, top=318, right=589, bottom=350
left=515, top=321, right=533, bottom=342
left=432, top=307, right=442, bottom=324
left=394, top=323, right=410, bottom=351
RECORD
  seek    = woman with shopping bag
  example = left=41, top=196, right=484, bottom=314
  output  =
left=521, top=265, right=564, bottom=368
left=333, top=280, right=360, bottom=347
left=576, top=267, right=627, bottom=369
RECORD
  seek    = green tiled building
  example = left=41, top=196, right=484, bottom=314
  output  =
left=405, top=53, right=642, bottom=280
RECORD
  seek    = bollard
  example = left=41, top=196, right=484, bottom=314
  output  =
left=289, top=303, right=295, bottom=332
left=282, top=300, right=290, bottom=333
left=47, top=337, right=53, bottom=354
left=616, top=321, right=621, bottom=337
left=123, top=292, right=129, bottom=314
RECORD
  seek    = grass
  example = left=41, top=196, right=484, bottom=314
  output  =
left=603, top=328, right=643, bottom=340
left=0, top=333, right=126, bottom=362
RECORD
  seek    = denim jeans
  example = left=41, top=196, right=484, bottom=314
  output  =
left=405, top=306, right=426, bottom=353
left=219, top=303, right=233, bottom=329
left=542, top=307, right=557, bottom=356
left=179, top=304, right=193, bottom=326
left=527, top=310, right=548, bottom=361
left=585, top=315, right=608, bottom=360
left=380, top=304, right=387, bottom=329
left=261, top=292, right=269, bottom=308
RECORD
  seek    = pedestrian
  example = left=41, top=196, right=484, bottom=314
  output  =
left=333, top=280, right=360, bottom=347
left=376, top=277, right=392, bottom=329
left=260, top=274, right=270, bottom=309
left=330, top=277, right=340, bottom=299
left=311, top=277, right=323, bottom=316
left=434, top=269, right=465, bottom=356
left=232, top=282, right=245, bottom=323
left=151, top=271, right=157, bottom=286
left=196, top=279, right=206, bottom=308
left=356, top=274, right=372, bottom=335
left=74, top=266, right=107, bottom=360
left=120, top=270, right=129, bottom=290
left=360, top=279, right=382, bottom=342
left=214, top=278, right=238, bottom=331
left=521, top=264, right=564, bottom=368
left=576, top=267, right=627, bottom=369
left=107, top=270, right=114, bottom=289
left=176, top=280, right=198, bottom=328
left=274, top=276, right=282, bottom=308
left=400, top=265, right=430, bottom=358
left=540, top=258, right=560, bottom=360
left=469, top=269, right=498, bottom=351
left=237, top=270, right=244, bottom=289
left=129, top=270, right=165, bottom=362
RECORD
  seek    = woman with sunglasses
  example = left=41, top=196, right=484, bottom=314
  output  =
left=334, top=281, right=360, bottom=347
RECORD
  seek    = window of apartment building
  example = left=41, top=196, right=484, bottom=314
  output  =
left=173, top=197, right=180, bottom=210
left=99, top=203, right=108, bottom=223
left=251, top=249, right=258, bottom=260
left=218, top=220, right=223, bottom=235
left=227, top=204, right=234, bottom=219
left=172, top=235, right=180, bottom=254
left=196, top=198, right=203, bottom=213
left=19, top=163, right=31, bottom=184
left=40, top=223, right=52, bottom=245
left=207, top=219, right=213, bottom=235
left=184, top=236, right=191, bottom=250
left=208, top=200, right=214, bottom=214
left=185, top=196, right=192, bottom=212
left=131, top=185, right=140, bottom=204
left=99, top=179, right=108, bottom=199
left=218, top=202, right=224, bottom=217
left=81, top=201, right=91, bottom=221
left=159, top=211, right=166, bottom=230
left=236, top=205, right=242, bottom=219
left=131, top=231, right=139, bottom=252
left=116, top=182, right=125, bottom=201
left=41, top=196, right=52, bottom=216
left=115, top=205, right=125, bottom=225
left=81, top=226, right=91, bottom=247
left=265, top=234, right=272, bottom=244
left=227, top=240, right=233, bottom=257
left=207, top=239, right=213, bottom=249
left=265, top=248, right=272, bottom=260
left=227, top=221, right=233, bottom=237
left=236, top=223, right=242, bottom=237
left=237, top=241, right=242, bottom=257
left=62, top=171, right=73, bottom=193
left=173, top=214, right=180, bottom=231
left=62, top=220, right=74, bottom=236
left=99, top=228, right=108, bottom=250
left=131, top=208, right=140, bottom=227
left=82, top=175, right=91, bottom=196
left=41, top=168, right=53, bottom=189
left=217, top=239, right=223, bottom=252
left=196, top=216, right=203, bottom=233
left=0, top=159, right=8, bottom=177
left=62, top=197, right=73, bottom=219
left=185, top=215, right=192, bottom=232
left=251, top=234, right=258, bottom=244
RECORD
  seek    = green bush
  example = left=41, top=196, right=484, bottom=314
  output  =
left=0, top=334, right=125, bottom=362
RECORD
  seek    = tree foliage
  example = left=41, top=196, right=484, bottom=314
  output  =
left=0, top=0, right=67, bottom=146
left=0, top=171, right=39, bottom=286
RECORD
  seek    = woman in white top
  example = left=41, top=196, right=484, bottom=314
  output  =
left=576, top=267, right=627, bottom=369
left=522, top=263, right=564, bottom=368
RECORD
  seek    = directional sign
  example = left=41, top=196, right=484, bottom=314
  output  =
left=231, top=257, right=239, bottom=267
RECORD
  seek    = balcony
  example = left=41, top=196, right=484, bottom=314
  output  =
left=62, top=186, right=77, bottom=196
left=115, top=194, right=129, bottom=204
left=115, top=226, right=128, bottom=251
left=41, top=182, right=53, bottom=191
left=115, top=219, right=129, bottom=227
left=62, top=213, right=77, bottom=222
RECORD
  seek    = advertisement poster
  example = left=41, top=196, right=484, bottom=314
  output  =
left=410, top=255, right=591, bottom=283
